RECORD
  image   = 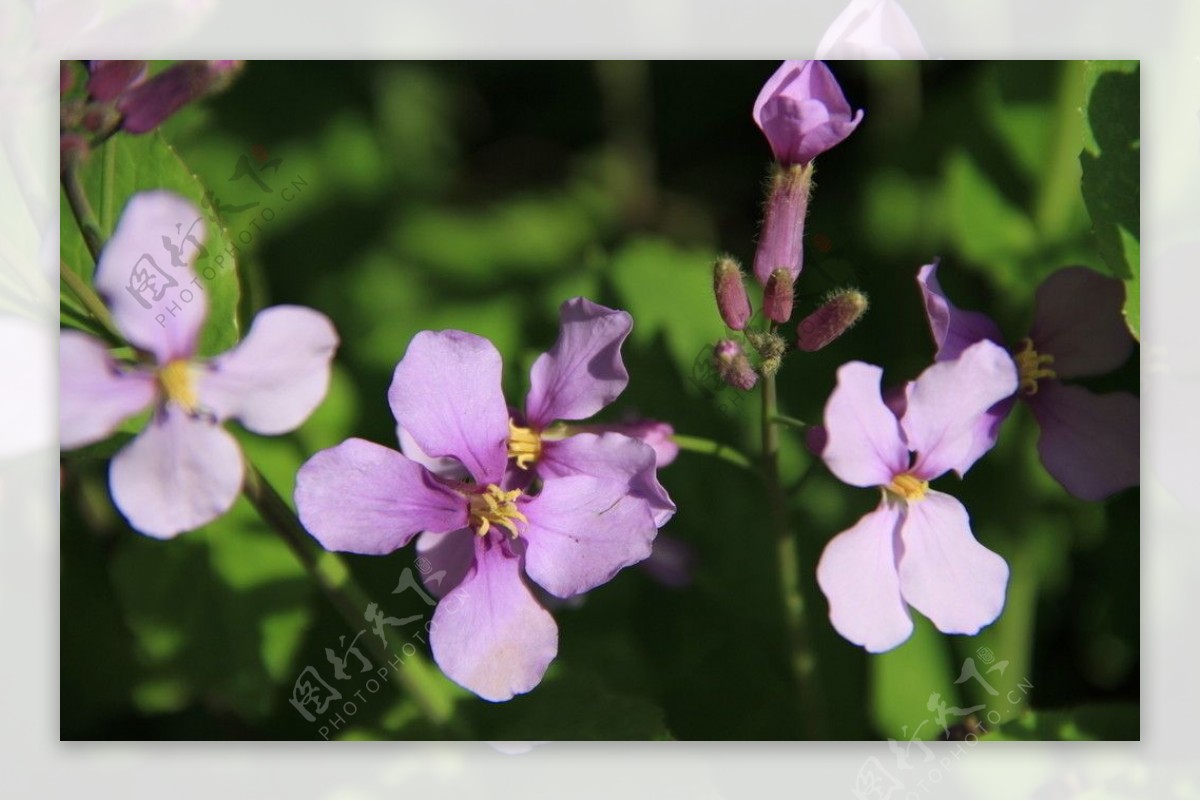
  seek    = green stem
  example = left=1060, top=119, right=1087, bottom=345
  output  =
left=671, top=433, right=756, bottom=472
left=60, top=260, right=122, bottom=344
left=761, top=368, right=823, bottom=737
left=242, top=463, right=461, bottom=735
left=770, top=413, right=808, bottom=431
left=61, top=165, right=105, bottom=264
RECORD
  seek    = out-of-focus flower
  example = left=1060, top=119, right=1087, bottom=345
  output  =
left=816, top=341, right=1017, bottom=652
left=59, top=191, right=338, bottom=537
left=753, top=60, right=863, bottom=168
left=74, top=60, right=244, bottom=136
left=297, top=326, right=672, bottom=701
left=919, top=262, right=1139, bottom=501
left=816, top=0, right=930, bottom=59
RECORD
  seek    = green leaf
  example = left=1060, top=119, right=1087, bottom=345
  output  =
left=60, top=131, right=242, bottom=356
left=871, top=614, right=960, bottom=740
left=468, top=669, right=673, bottom=740
left=1079, top=60, right=1139, bottom=338
left=110, top=498, right=312, bottom=721
left=986, top=703, right=1139, bottom=740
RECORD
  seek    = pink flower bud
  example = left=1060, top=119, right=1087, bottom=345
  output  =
left=713, top=256, right=752, bottom=330
left=751, top=163, right=812, bottom=286
left=796, top=288, right=869, bottom=352
left=753, top=60, right=863, bottom=167
left=118, top=60, right=245, bottom=134
left=87, top=60, right=147, bottom=102
left=763, top=267, right=795, bottom=323
left=714, top=339, right=758, bottom=391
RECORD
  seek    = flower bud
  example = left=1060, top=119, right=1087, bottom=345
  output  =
left=713, top=339, right=758, bottom=391
left=751, top=163, right=812, bottom=286
left=87, top=60, right=147, bottom=102
left=118, top=60, right=245, bottom=134
left=796, top=288, right=869, bottom=352
left=753, top=60, right=864, bottom=167
left=713, top=256, right=752, bottom=330
left=763, top=267, right=795, bottom=323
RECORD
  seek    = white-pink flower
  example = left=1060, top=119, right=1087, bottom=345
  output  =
left=60, top=191, right=338, bottom=538
left=816, top=340, right=1016, bottom=652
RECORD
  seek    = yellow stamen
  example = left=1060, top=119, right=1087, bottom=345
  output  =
left=468, top=484, right=527, bottom=539
left=886, top=472, right=929, bottom=502
left=507, top=419, right=543, bottom=470
left=158, top=359, right=199, bottom=413
left=1013, top=337, right=1056, bottom=396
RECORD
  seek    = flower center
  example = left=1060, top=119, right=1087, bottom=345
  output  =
left=1013, top=337, right=1056, bottom=396
left=467, top=484, right=527, bottom=539
left=158, top=359, right=199, bottom=413
left=886, top=472, right=929, bottom=502
left=507, top=419, right=542, bottom=470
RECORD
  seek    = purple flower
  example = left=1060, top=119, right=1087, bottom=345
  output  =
left=817, top=340, right=1017, bottom=652
left=919, top=262, right=1139, bottom=501
left=753, top=60, right=864, bottom=167
left=59, top=191, right=338, bottom=538
left=295, top=307, right=675, bottom=702
left=84, top=60, right=244, bottom=134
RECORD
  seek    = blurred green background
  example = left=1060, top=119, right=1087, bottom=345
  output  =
left=60, top=61, right=1139, bottom=740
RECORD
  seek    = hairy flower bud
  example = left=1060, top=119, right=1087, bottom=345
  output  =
left=713, top=256, right=752, bottom=330
left=763, top=267, right=795, bottom=323
left=752, top=163, right=812, bottom=286
left=713, top=339, right=758, bottom=391
left=797, top=288, right=869, bottom=352
left=118, top=60, right=245, bottom=134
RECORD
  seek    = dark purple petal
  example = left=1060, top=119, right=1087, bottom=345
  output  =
left=822, top=362, right=908, bottom=488
left=1027, top=381, right=1139, bottom=501
left=525, top=298, right=632, bottom=427
left=415, top=528, right=476, bottom=599
left=295, top=438, right=468, bottom=555
left=199, top=306, right=338, bottom=434
left=815, top=501, right=913, bottom=652
left=430, top=539, right=558, bottom=702
left=1029, top=266, right=1134, bottom=379
left=93, top=191, right=208, bottom=363
left=116, top=61, right=232, bottom=134
left=540, top=432, right=675, bottom=527
left=60, top=331, right=156, bottom=450
left=753, top=60, right=863, bottom=166
left=109, top=406, right=242, bottom=538
left=897, top=491, right=1009, bottom=636
left=917, top=261, right=1005, bottom=361
left=388, top=330, right=510, bottom=485
left=87, top=60, right=147, bottom=102
left=904, top=340, right=1017, bottom=479
left=520, top=473, right=658, bottom=598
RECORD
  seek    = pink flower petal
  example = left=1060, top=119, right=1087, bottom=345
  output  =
left=753, top=61, right=863, bottom=165
left=520, top=473, right=658, bottom=598
left=815, top=501, right=913, bottom=652
left=821, top=361, right=908, bottom=488
left=1029, top=266, right=1134, bottom=379
left=897, top=490, right=1009, bottom=636
left=430, top=540, right=558, bottom=702
left=60, top=330, right=156, bottom=450
left=904, top=340, right=1017, bottom=479
left=415, top=528, right=476, bottom=599
left=398, top=425, right=470, bottom=481
left=199, top=305, right=338, bottom=435
left=917, top=261, right=1005, bottom=361
left=388, top=330, right=510, bottom=485
left=1028, top=381, right=1140, bottom=501
left=93, top=191, right=208, bottom=363
left=525, top=298, right=632, bottom=427
left=109, top=407, right=242, bottom=538
left=294, top=438, right=468, bottom=555
left=540, top=432, right=675, bottom=527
